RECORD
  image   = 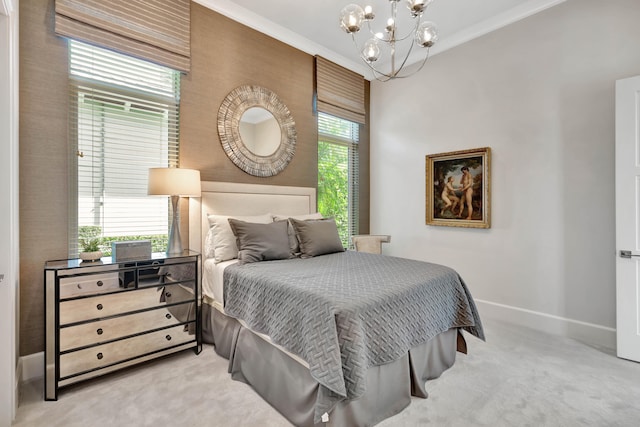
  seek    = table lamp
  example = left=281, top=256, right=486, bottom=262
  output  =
left=148, top=167, right=201, bottom=254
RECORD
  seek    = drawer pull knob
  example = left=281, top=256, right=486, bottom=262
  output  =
left=96, top=280, right=103, bottom=287
left=165, top=292, right=172, bottom=298
left=96, top=328, right=103, bottom=335
left=165, top=335, right=172, bottom=341
left=97, top=304, right=103, bottom=310
left=165, top=314, right=172, bottom=320
left=97, top=352, right=103, bottom=360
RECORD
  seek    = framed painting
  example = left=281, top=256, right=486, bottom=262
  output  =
left=425, top=147, right=491, bottom=228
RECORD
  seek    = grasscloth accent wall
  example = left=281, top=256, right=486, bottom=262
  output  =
left=180, top=2, right=317, bottom=187
left=19, top=0, right=370, bottom=355
left=19, top=0, right=69, bottom=356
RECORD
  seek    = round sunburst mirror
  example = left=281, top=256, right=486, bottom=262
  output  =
left=217, top=85, right=296, bottom=177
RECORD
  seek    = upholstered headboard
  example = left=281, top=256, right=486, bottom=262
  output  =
left=188, top=181, right=316, bottom=257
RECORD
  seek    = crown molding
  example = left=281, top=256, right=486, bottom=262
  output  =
left=194, top=0, right=566, bottom=81
left=0, top=0, right=13, bottom=17
left=193, top=0, right=368, bottom=77
left=397, top=0, right=567, bottom=73
left=430, top=0, right=567, bottom=56
left=0, top=0, right=18, bottom=16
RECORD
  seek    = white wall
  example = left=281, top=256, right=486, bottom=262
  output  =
left=0, top=0, right=19, bottom=424
left=370, top=0, right=640, bottom=348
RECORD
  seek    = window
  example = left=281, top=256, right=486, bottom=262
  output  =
left=68, top=40, right=180, bottom=256
left=317, top=112, right=360, bottom=247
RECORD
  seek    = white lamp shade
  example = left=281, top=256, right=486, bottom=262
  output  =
left=148, top=168, right=201, bottom=197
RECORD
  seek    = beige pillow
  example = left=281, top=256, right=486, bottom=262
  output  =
left=207, top=213, right=273, bottom=262
left=289, top=218, right=345, bottom=258
left=272, top=212, right=323, bottom=254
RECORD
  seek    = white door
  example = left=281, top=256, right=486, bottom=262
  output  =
left=615, top=75, right=640, bottom=362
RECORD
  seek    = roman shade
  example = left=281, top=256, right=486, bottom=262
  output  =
left=55, top=0, right=191, bottom=72
left=315, top=56, right=366, bottom=124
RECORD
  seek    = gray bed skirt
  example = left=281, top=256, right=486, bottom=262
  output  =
left=202, top=302, right=462, bottom=427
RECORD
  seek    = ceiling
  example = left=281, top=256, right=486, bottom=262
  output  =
left=194, top=0, right=565, bottom=79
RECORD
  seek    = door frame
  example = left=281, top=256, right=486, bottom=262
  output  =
left=615, top=75, right=640, bottom=362
left=0, top=0, right=19, bottom=424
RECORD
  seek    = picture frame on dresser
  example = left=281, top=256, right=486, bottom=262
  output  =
left=44, top=251, right=201, bottom=400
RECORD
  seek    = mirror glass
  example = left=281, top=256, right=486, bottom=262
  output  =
left=218, top=85, right=297, bottom=177
left=238, top=107, right=281, bottom=157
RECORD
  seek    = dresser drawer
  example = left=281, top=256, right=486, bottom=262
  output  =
left=59, top=303, right=194, bottom=351
left=59, top=283, right=192, bottom=325
left=59, top=273, right=121, bottom=298
left=59, top=324, right=194, bottom=378
left=164, top=283, right=195, bottom=319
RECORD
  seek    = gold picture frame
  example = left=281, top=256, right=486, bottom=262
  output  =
left=426, top=147, right=491, bottom=228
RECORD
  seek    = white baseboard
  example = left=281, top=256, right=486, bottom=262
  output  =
left=18, top=302, right=616, bottom=385
left=475, top=299, right=616, bottom=350
left=20, top=352, right=43, bottom=382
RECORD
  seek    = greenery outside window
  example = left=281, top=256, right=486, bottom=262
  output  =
left=68, top=40, right=180, bottom=256
left=317, top=112, right=360, bottom=247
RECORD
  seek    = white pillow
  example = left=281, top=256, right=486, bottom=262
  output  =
left=207, top=214, right=273, bottom=263
left=272, top=212, right=323, bottom=254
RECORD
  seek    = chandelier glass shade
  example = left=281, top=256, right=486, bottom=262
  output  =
left=340, top=0, right=438, bottom=81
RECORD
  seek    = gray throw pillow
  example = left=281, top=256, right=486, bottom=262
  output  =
left=228, top=219, right=291, bottom=264
left=272, top=212, right=323, bottom=254
left=289, top=218, right=345, bottom=258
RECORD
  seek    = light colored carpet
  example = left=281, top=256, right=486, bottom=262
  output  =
left=12, top=319, right=640, bottom=427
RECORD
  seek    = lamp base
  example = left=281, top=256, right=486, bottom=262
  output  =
left=167, top=195, right=183, bottom=254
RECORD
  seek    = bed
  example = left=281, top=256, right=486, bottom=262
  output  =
left=189, top=181, right=484, bottom=427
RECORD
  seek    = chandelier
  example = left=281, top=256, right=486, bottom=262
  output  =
left=339, top=0, right=439, bottom=81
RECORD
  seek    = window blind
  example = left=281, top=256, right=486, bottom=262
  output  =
left=318, top=112, right=360, bottom=246
left=55, top=0, right=191, bottom=72
left=315, top=56, right=366, bottom=124
left=68, top=40, right=180, bottom=256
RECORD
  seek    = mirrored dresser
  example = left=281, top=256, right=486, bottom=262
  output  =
left=44, top=251, right=201, bottom=400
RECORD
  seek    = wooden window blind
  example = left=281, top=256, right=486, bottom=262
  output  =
left=68, top=40, right=180, bottom=256
left=55, top=0, right=191, bottom=72
left=315, top=56, right=366, bottom=124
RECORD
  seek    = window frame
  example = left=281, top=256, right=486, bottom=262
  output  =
left=67, top=40, right=181, bottom=257
left=317, top=112, right=360, bottom=247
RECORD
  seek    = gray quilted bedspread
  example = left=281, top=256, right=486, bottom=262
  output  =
left=223, top=251, right=484, bottom=422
